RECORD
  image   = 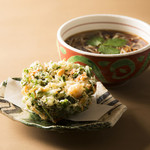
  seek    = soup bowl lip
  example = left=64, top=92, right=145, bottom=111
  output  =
left=57, top=14, right=150, bottom=58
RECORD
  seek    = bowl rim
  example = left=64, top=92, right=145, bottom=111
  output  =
left=57, top=14, right=150, bottom=58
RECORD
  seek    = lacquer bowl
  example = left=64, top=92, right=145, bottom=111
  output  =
left=57, top=14, right=150, bottom=86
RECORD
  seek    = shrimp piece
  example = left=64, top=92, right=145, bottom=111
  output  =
left=30, top=69, right=40, bottom=76
left=57, top=69, right=65, bottom=76
left=22, top=85, right=29, bottom=94
left=68, top=83, right=84, bottom=98
left=29, top=87, right=37, bottom=93
left=75, top=72, right=87, bottom=81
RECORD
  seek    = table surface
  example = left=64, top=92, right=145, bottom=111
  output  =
left=0, top=0, right=150, bottom=150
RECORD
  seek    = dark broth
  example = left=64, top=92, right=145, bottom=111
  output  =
left=65, top=30, right=148, bottom=54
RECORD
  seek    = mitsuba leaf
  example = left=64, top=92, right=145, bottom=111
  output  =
left=104, top=38, right=127, bottom=47
left=87, top=37, right=104, bottom=46
left=98, top=45, right=120, bottom=54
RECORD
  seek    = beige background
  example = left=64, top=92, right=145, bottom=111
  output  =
left=0, top=0, right=150, bottom=150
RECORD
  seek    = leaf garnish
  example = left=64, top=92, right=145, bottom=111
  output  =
left=104, top=38, right=127, bottom=47
left=87, top=36, right=127, bottom=54
left=98, top=45, right=120, bottom=54
left=87, top=37, right=104, bottom=46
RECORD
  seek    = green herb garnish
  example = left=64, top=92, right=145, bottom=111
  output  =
left=24, top=69, right=29, bottom=74
left=72, top=73, right=78, bottom=78
left=85, top=66, right=92, bottom=77
left=104, top=38, right=127, bottom=47
left=87, top=36, right=127, bottom=54
left=87, top=37, right=104, bottom=46
left=60, top=99, right=70, bottom=108
left=61, top=75, right=66, bottom=82
left=98, top=45, right=120, bottom=54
